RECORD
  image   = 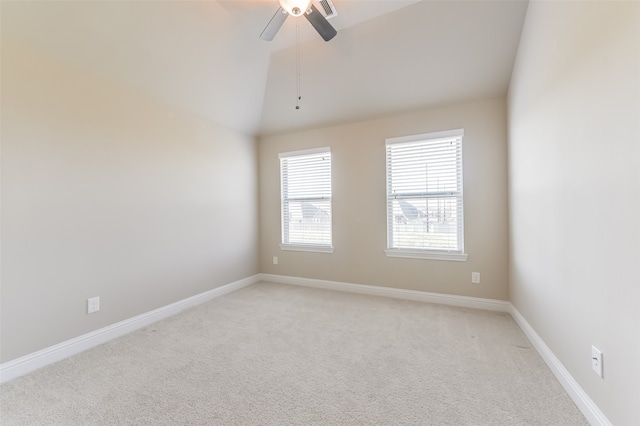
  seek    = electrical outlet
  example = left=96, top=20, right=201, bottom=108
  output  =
left=273, top=256, right=278, bottom=265
left=88, top=297, right=100, bottom=314
left=471, top=272, right=481, bottom=284
left=592, top=346, right=603, bottom=378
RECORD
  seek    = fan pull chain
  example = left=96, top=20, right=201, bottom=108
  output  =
left=295, top=20, right=302, bottom=110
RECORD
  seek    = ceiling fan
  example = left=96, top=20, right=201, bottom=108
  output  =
left=260, top=0, right=337, bottom=42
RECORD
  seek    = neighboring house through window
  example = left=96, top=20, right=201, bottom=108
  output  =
left=385, top=129, right=467, bottom=261
left=279, top=147, right=333, bottom=252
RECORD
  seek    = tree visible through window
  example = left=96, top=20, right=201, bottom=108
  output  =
left=386, top=129, right=465, bottom=258
left=280, top=148, right=332, bottom=250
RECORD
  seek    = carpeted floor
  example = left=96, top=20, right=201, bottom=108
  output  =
left=0, top=281, right=587, bottom=425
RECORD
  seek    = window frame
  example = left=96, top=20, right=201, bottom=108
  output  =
left=279, top=147, right=333, bottom=253
left=385, top=129, right=467, bottom=262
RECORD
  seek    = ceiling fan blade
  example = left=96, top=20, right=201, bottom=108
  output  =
left=304, top=4, right=337, bottom=41
left=260, top=7, right=288, bottom=41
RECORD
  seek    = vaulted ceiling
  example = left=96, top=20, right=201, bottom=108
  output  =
left=2, top=1, right=529, bottom=136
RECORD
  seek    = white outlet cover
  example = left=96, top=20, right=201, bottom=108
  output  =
left=591, top=346, right=603, bottom=378
left=88, top=297, right=100, bottom=314
left=471, top=272, right=481, bottom=284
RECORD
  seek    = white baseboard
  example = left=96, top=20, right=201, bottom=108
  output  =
left=1, top=271, right=612, bottom=426
left=258, top=273, right=510, bottom=312
left=509, top=305, right=612, bottom=426
left=0, top=274, right=260, bottom=384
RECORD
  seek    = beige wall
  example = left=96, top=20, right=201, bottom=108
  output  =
left=1, top=38, right=259, bottom=363
left=508, top=1, right=640, bottom=424
left=259, top=98, right=509, bottom=300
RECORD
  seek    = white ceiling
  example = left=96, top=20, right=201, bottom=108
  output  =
left=1, top=1, right=529, bottom=136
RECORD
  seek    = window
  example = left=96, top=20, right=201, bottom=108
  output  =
left=280, top=148, right=332, bottom=252
left=385, top=129, right=466, bottom=261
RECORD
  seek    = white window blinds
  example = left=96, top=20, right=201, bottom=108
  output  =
left=280, top=148, right=332, bottom=248
left=386, top=129, right=464, bottom=254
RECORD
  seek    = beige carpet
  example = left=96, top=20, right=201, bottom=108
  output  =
left=1, top=281, right=587, bottom=425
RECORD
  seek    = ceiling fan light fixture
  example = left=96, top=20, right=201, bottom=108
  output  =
left=279, top=0, right=312, bottom=17
left=261, top=0, right=337, bottom=42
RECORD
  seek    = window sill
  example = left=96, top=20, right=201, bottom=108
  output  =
left=280, top=244, right=334, bottom=254
left=385, top=249, right=468, bottom=262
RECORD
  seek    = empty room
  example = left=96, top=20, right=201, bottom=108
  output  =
left=1, top=0, right=638, bottom=425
